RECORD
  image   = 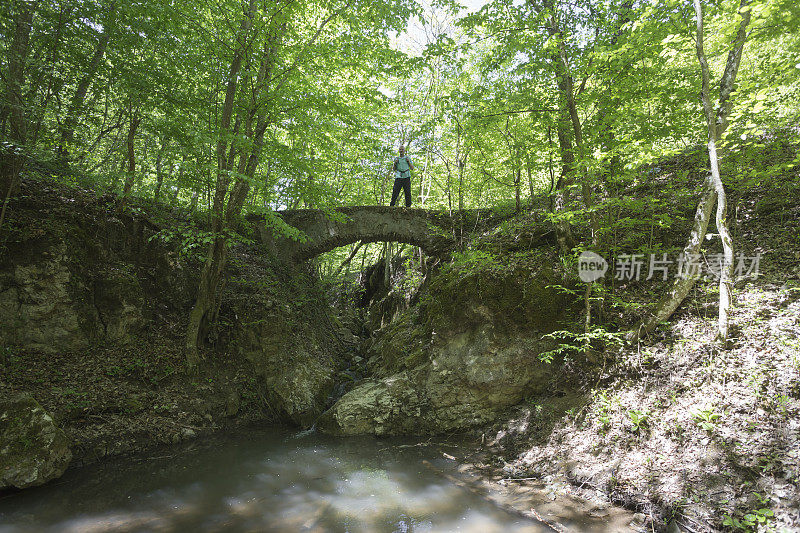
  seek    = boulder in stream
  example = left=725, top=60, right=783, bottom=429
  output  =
left=318, top=324, right=556, bottom=435
left=1, top=394, right=72, bottom=489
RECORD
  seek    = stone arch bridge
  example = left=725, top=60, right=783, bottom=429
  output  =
left=246, top=206, right=516, bottom=263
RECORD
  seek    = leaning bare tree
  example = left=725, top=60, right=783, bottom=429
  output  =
left=629, top=0, right=751, bottom=343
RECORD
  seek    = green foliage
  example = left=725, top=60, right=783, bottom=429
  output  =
left=627, top=409, right=650, bottom=433
left=1, top=346, right=23, bottom=371
left=250, top=210, right=310, bottom=243
left=692, top=405, right=721, bottom=431
left=61, top=387, right=91, bottom=413
left=449, top=249, right=501, bottom=276
left=723, top=496, right=774, bottom=532
left=592, top=389, right=618, bottom=432
left=149, top=225, right=255, bottom=260
left=540, top=327, right=624, bottom=362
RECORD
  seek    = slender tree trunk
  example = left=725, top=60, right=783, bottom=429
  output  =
left=185, top=0, right=348, bottom=367
left=708, top=140, right=734, bottom=342
left=57, top=2, right=116, bottom=161
left=154, top=140, right=168, bottom=202
left=28, top=2, right=70, bottom=149
left=189, top=190, right=199, bottom=211
left=0, top=0, right=37, bottom=208
left=185, top=0, right=258, bottom=367
left=333, top=241, right=363, bottom=277
left=526, top=155, right=534, bottom=206
left=629, top=0, right=750, bottom=342
left=169, top=154, right=187, bottom=206
left=120, top=107, right=142, bottom=199
left=109, top=156, right=125, bottom=193
left=693, top=0, right=747, bottom=343
left=628, top=179, right=717, bottom=341
left=384, top=242, right=392, bottom=288
left=538, top=0, right=577, bottom=252
left=552, top=110, right=576, bottom=252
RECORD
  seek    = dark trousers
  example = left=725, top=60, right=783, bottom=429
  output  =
left=390, top=177, right=411, bottom=207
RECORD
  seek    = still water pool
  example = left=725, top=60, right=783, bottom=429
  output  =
left=0, top=427, right=550, bottom=532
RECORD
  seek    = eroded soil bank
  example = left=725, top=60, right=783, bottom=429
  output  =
left=1, top=177, right=342, bottom=471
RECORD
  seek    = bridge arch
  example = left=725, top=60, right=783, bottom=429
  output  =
left=247, top=206, right=504, bottom=264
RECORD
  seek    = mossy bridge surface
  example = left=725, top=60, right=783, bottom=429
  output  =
left=246, top=206, right=514, bottom=263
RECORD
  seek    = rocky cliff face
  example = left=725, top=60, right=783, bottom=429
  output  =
left=228, top=264, right=336, bottom=426
left=0, top=180, right=339, bottom=444
left=319, top=251, right=576, bottom=436
left=0, top=186, right=194, bottom=352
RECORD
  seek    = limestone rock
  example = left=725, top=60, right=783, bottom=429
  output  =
left=269, top=353, right=333, bottom=426
left=0, top=239, right=146, bottom=353
left=0, top=394, right=72, bottom=489
left=236, top=316, right=334, bottom=427
left=319, top=256, right=572, bottom=436
left=319, top=324, right=555, bottom=436
left=0, top=250, right=84, bottom=352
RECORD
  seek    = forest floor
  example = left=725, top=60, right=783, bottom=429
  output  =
left=468, top=164, right=800, bottom=532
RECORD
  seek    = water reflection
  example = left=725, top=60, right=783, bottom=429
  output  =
left=0, top=428, right=546, bottom=532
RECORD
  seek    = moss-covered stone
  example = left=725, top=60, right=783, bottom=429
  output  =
left=0, top=197, right=194, bottom=352
left=0, top=394, right=72, bottom=489
left=422, top=248, right=571, bottom=335
left=229, top=267, right=337, bottom=427
left=320, top=249, right=576, bottom=436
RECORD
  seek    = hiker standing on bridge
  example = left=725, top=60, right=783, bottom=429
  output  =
left=388, top=145, right=415, bottom=207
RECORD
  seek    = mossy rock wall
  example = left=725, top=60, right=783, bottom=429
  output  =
left=320, top=249, right=577, bottom=436
left=0, top=191, right=195, bottom=352
left=223, top=260, right=339, bottom=427
left=0, top=394, right=72, bottom=489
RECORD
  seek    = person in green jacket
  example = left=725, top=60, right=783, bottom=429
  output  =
left=388, top=145, right=415, bottom=207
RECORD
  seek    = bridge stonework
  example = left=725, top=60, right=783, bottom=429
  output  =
left=247, top=206, right=504, bottom=263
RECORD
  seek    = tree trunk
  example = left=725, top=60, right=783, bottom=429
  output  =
left=57, top=2, right=116, bottom=161
left=628, top=0, right=750, bottom=343
left=185, top=0, right=258, bottom=368
left=109, top=156, right=125, bottom=193
left=185, top=0, right=346, bottom=367
left=120, top=108, right=142, bottom=200
left=693, top=0, right=748, bottom=343
left=627, top=177, right=717, bottom=341
left=0, top=0, right=37, bottom=206
left=552, top=110, right=576, bottom=253
left=189, top=190, right=199, bottom=211
left=534, top=0, right=577, bottom=252
left=153, top=139, right=169, bottom=202
left=333, top=241, right=363, bottom=277
left=170, top=154, right=187, bottom=206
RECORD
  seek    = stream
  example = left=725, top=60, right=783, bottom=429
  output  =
left=0, top=427, right=557, bottom=533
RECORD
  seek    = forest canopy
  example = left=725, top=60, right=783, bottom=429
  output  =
left=2, top=0, right=799, bottom=355
left=2, top=0, right=797, bottom=214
